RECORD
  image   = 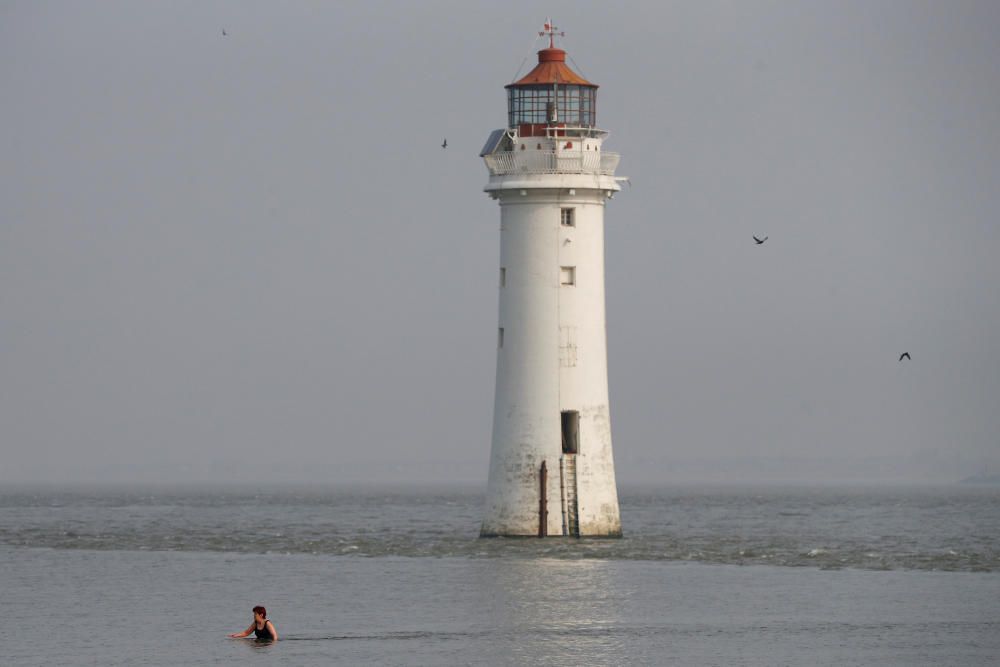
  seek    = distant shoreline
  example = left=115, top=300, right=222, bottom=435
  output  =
left=958, top=474, right=1000, bottom=486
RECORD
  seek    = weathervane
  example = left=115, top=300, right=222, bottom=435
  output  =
left=539, top=18, right=564, bottom=48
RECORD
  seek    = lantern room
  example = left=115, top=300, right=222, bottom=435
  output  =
left=506, top=47, right=598, bottom=136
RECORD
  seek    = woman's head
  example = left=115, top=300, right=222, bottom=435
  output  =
left=252, top=606, right=267, bottom=619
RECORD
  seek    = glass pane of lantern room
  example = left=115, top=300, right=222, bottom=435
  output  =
left=568, top=87, right=580, bottom=124
left=540, top=88, right=553, bottom=122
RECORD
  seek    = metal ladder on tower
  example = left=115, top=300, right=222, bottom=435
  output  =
left=562, top=454, right=579, bottom=537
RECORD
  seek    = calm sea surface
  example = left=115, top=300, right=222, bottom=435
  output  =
left=2, top=484, right=998, bottom=665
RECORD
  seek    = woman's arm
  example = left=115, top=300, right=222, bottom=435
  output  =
left=228, top=623, right=255, bottom=638
left=266, top=620, right=278, bottom=641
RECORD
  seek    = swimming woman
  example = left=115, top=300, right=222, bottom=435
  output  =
left=228, top=605, right=278, bottom=642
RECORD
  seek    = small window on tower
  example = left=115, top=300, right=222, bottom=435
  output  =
left=561, top=208, right=575, bottom=227
left=560, top=266, right=576, bottom=286
left=498, top=328, right=504, bottom=349
left=500, top=267, right=506, bottom=287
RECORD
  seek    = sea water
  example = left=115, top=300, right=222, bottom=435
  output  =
left=2, top=485, right=998, bottom=665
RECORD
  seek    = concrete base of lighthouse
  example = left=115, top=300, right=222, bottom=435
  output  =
left=480, top=176, right=622, bottom=538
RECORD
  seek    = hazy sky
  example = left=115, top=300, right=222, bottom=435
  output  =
left=2, top=0, right=999, bottom=485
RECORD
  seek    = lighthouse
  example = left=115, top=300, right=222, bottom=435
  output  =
left=480, top=23, right=624, bottom=537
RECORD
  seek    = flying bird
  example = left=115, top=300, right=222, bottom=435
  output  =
left=899, top=352, right=911, bottom=361
left=441, top=138, right=448, bottom=149
left=222, top=28, right=227, bottom=36
left=753, top=235, right=768, bottom=245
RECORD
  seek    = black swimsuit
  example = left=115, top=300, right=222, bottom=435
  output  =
left=254, top=620, right=275, bottom=640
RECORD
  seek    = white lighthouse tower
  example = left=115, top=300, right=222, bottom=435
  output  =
left=480, top=23, right=624, bottom=537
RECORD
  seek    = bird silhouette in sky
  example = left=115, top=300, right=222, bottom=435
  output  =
left=899, top=352, right=911, bottom=361
left=222, top=28, right=227, bottom=36
left=753, top=235, right=768, bottom=245
left=442, top=138, right=448, bottom=149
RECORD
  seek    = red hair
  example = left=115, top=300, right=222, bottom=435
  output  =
left=252, top=606, right=267, bottom=618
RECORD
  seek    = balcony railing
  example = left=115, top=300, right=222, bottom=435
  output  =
left=484, top=151, right=620, bottom=177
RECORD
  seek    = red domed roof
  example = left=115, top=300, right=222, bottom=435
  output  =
left=506, top=48, right=596, bottom=88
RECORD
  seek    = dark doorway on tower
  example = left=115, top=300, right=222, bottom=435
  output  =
left=560, top=410, right=581, bottom=537
left=561, top=411, right=579, bottom=454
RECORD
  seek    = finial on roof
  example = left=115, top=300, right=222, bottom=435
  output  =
left=539, top=18, right=565, bottom=49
